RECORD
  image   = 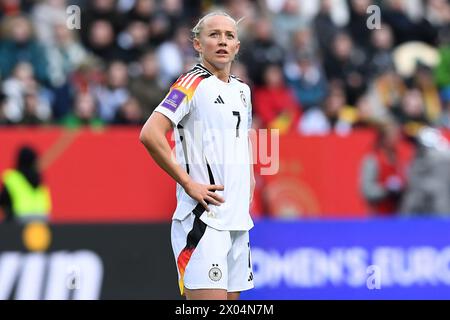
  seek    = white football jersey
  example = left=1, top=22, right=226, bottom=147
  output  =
left=154, top=64, right=254, bottom=231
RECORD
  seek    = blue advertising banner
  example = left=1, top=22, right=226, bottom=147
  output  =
left=241, top=219, right=450, bottom=300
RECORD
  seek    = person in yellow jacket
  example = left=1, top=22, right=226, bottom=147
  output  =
left=0, top=146, right=51, bottom=223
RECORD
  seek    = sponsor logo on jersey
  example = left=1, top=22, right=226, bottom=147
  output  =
left=214, top=95, right=225, bottom=104
left=162, top=89, right=186, bottom=112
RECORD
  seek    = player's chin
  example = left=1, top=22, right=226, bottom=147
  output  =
left=212, top=56, right=232, bottom=67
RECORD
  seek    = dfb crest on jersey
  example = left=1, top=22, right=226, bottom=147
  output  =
left=240, top=91, right=247, bottom=108
left=209, top=264, right=222, bottom=281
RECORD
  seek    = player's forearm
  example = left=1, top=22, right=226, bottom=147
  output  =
left=140, top=126, right=191, bottom=189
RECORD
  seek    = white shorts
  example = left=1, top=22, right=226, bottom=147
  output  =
left=171, top=213, right=254, bottom=295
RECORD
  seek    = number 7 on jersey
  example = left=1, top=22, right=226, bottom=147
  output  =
left=232, top=111, right=241, bottom=138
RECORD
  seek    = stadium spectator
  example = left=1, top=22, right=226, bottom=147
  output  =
left=412, top=65, right=443, bottom=125
left=148, top=0, right=186, bottom=47
left=146, top=11, right=170, bottom=46
left=113, top=96, right=144, bottom=125
left=346, top=0, right=374, bottom=49
left=360, top=119, right=406, bottom=215
left=31, top=0, right=67, bottom=46
left=160, top=0, right=185, bottom=31
left=83, top=19, right=121, bottom=62
left=253, top=64, right=301, bottom=134
left=61, top=91, right=103, bottom=128
left=0, top=15, right=50, bottom=84
left=285, top=51, right=328, bottom=111
left=400, top=127, right=450, bottom=215
left=351, top=94, right=380, bottom=129
left=0, top=145, right=52, bottom=223
left=157, top=25, right=195, bottom=86
left=222, top=0, right=256, bottom=42
left=284, top=27, right=319, bottom=64
left=124, top=0, right=156, bottom=24
left=21, top=89, right=51, bottom=125
left=366, top=69, right=406, bottom=119
left=298, top=85, right=353, bottom=135
left=70, top=56, right=105, bottom=95
left=80, top=0, right=123, bottom=47
left=366, top=24, right=396, bottom=78
left=46, top=23, right=88, bottom=87
left=2, top=62, right=52, bottom=124
left=324, top=32, right=368, bottom=105
left=428, top=0, right=450, bottom=45
left=46, top=22, right=89, bottom=119
left=129, top=50, right=166, bottom=118
left=382, top=0, right=438, bottom=46
left=116, top=20, right=151, bottom=63
left=393, top=87, right=430, bottom=137
left=93, top=60, right=130, bottom=122
left=313, top=0, right=343, bottom=54
left=272, top=0, right=309, bottom=51
left=240, top=17, right=284, bottom=86
left=425, top=0, right=450, bottom=33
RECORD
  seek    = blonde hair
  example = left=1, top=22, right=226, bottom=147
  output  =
left=191, top=11, right=243, bottom=40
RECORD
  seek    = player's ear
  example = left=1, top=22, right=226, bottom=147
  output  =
left=193, top=37, right=202, bottom=55
left=235, top=40, right=240, bottom=55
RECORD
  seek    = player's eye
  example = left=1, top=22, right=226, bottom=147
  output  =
left=227, top=34, right=235, bottom=39
left=209, top=32, right=218, bottom=37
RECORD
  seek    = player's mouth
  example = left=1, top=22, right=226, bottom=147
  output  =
left=216, top=49, right=229, bottom=56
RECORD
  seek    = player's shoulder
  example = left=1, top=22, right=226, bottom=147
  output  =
left=230, top=74, right=245, bottom=84
left=170, top=64, right=213, bottom=98
left=230, top=74, right=251, bottom=92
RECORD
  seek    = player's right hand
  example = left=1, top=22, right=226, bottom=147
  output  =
left=183, top=180, right=225, bottom=212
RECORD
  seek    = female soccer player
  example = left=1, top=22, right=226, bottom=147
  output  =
left=139, top=12, right=255, bottom=300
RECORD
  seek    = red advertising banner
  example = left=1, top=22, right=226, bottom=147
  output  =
left=0, top=127, right=175, bottom=223
left=253, top=131, right=412, bottom=219
left=1, top=127, right=447, bottom=222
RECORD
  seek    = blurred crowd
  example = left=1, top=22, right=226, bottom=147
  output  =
left=0, top=0, right=448, bottom=134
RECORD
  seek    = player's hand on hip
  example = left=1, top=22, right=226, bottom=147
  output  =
left=184, top=180, right=225, bottom=212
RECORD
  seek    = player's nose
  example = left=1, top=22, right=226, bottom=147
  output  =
left=218, top=34, right=227, bottom=45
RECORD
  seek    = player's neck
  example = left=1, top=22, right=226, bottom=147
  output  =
left=201, top=60, right=231, bottom=83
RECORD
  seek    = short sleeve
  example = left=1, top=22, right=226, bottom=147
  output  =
left=154, top=87, right=190, bottom=126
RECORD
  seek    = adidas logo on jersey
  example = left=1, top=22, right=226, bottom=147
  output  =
left=214, top=95, right=225, bottom=104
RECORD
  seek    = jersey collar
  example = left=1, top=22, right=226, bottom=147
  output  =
left=197, top=63, right=234, bottom=84
left=196, top=64, right=214, bottom=76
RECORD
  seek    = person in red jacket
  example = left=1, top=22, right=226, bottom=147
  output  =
left=360, top=119, right=407, bottom=216
left=253, top=64, right=301, bottom=134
